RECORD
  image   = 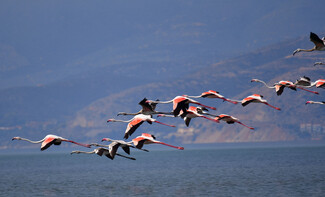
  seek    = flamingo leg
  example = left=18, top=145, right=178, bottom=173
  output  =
left=116, top=153, right=136, bottom=160
left=201, top=116, right=219, bottom=123
left=296, top=87, right=319, bottom=94
left=156, top=142, right=184, bottom=150
left=192, top=102, right=216, bottom=110
left=236, top=121, right=255, bottom=130
left=263, top=103, right=281, bottom=111
left=154, top=120, right=176, bottom=127
left=65, top=140, right=91, bottom=148
left=222, top=98, right=238, bottom=104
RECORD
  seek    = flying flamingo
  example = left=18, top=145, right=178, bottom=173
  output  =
left=12, top=134, right=91, bottom=151
left=241, top=94, right=281, bottom=110
left=92, top=137, right=149, bottom=153
left=293, top=32, right=325, bottom=56
left=71, top=142, right=136, bottom=160
left=306, top=101, right=325, bottom=105
left=214, top=114, right=254, bottom=130
left=187, top=90, right=238, bottom=104
left=107, top=114, right=176, bottom=139
left=158, top=106, right=219, bottom=127
left=132, top=133, right=184, bottom=150
left=251, top=79, right=319, bottom=95
left=117, top=98, right=173, bottom=116
left=314, top=62, right=325, bottom=66
left=151, top=95, right=216, bottom=117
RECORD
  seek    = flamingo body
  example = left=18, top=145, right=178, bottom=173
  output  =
left=241, top=94, right=281, bottom=110
left=132, top=133, right=184, bottom=150
left=107, top=114, right=175, bottom=139
left=12, top=134, right=91, bottom=151
left=215, top=114, right=254, bottom=130
left=188, top=90, right=238, bottom=104
left=293, top=32, right=325, bottom=55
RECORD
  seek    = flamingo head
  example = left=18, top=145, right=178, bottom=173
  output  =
left=251, top=79, right=259, bottom=82
left=12, top=137, right=21, bottom=141
left=306, top=101, right=313, bottom=105
left=107, top=119, right=114, bottom=122
left=101, top=138, right=112, bottom=142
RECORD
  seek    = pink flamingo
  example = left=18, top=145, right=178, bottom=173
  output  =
left=215, top=114, right=254, bottom=130
left=293, top=32, right=325, bottom=55
left=151, top=95, right=216, bottom=117
left=107, top=114, right=175, bottom=139
left=132, top=133, right=184, bottom=150
left=251, top=79, right=319, bottom=95
left=158, top=106, right=219, bottom=127
left=12, top=134, right=91, bottom=151
left=241, top=94, right=281, bottom=110
left=187, top=90, right=238, bottom=104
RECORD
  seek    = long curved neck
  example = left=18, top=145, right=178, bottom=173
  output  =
left=153, top=99, right=173, bottom=104
left=253, top=79, right=274, bottom=89
left=109, top=119, right=132, bottom=123
left=117, top=111, right=141, bottom=116
left=71, top=150, right=95, bottom=154
left=17, top=137, right=45, bottom=144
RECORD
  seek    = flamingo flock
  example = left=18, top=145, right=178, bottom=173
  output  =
left=11, top=32, right=324, bottom=160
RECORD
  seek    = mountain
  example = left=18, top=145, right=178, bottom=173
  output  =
left=60, top=35, right=325, bottom=145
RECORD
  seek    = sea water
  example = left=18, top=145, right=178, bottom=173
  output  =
left=1, top=145, right=325, bottom=196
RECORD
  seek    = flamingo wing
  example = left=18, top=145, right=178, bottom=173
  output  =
left=184, top=117, right=192, bottom=127
left=242, top=97, right=256, bottom=106
left=41, top=137, right=58, bottom=151
left=96, top=148, right=106, bottom=156
left=275, top=85, right=285, bottom=96
left=310, top=32, right=325, bottom=49
left=139, top=98, right=154, bottom=113
left=124, top=118, right=144, bottom=139
left=121, top=145, right=131, bottom=155
left=132, top=137, right=147, bottom=149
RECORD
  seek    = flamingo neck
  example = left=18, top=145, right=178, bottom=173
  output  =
left=16, top=137, right=45, bottom=144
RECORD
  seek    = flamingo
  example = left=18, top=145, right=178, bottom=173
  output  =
left=251, top=79, right=319, bottom=95
left=132, top=133, right=184, bottom=150
left=158, top=106, right=219, bottom=127
left=151, top=95, right=216, bottom=117
left=92, top=138, right=149, bottom=153
left=71, top=143, right=136, bottom=160
left=306, top=101, right=325, bottom=105
left=117, top=98, right=173, bottom=116
left=314, top=62, right=325, bottom=66
left=107, top=114, right=176, bottom=139
left=12, top=134, right=91, bottom=151
left=293, top=32, right=325, bottom=56
left=214, top=114, right=254, bottom=130
left=241, top=94, right=281, bottom=110
left=187, top=90, right=238, bottom=104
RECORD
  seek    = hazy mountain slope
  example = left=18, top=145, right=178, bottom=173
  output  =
left=60, top=34, right=325, bottom=145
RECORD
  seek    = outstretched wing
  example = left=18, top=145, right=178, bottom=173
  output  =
left=310, top=32, right=325, bottom=49
left=139, top=98, right=154, bottom=113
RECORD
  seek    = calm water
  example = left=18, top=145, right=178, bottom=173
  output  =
left=1, top=145, right=325, bottom=197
